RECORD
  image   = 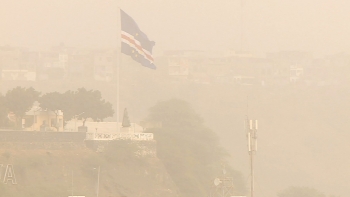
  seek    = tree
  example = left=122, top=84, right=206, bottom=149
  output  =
left=145, top=99, right=246, bottom=197
left=38, top=88, right=114, bottom=129
left=38, top=92, right=64, bottom=131
left=278, top=186, right=326, bottom=197
left=122, top=108, right=131, bottom=127
left=60, top=90, right=76, bottom=125
left=0, top=94, right=8, bottom=127
left=74, top=88, right=114, bottom=126
left=5, top=87, right=40, bottom=128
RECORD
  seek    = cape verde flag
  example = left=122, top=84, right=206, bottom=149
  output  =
left=121, top=10, right=156, bottom=69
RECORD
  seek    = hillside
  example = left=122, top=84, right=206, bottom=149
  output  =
left=0, top=141, right=178, bottom=197
left=192, top=85, right=350, bottom=197
left=1, top=73, right=349, bottom=196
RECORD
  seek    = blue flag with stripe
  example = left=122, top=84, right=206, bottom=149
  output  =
left=120, top=9, right=156, bottom=69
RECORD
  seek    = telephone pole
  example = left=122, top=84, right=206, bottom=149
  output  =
left=245, top=118, right=258, bottom=197
left=97, top=166, right=100, bottom=197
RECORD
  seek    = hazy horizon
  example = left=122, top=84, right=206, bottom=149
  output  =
left=1, top=0, right=350, bottom=57
left=1, top=1, right=350, bottom=197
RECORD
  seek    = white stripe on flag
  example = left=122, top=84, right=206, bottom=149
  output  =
left=121, top=31, right=154, bottom=62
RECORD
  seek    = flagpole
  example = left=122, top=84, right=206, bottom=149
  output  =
left=116, top=10, right=156, bottom=131
left=116, top=56, right=120, bottom=132
left=116, top=7, right=121, bottom=132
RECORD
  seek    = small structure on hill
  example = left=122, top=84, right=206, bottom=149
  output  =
left=84, top=109, right=154, bottom=141
left=23, top=105, right=64, bottom=132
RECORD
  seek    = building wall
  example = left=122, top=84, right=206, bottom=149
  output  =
left=85, top=140, right=157, bottom=157
left=25, top=112, right=64, bottom=131
left=93, top=51, right=115, bottom=81
left=0, top=47, right=21, bottom=70
left=0, top=131, right=85, bottom=142
left=0, top=131, right=86, bottom=150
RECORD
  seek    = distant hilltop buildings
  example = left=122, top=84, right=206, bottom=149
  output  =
left=1, top=45, right=349, bottom=86
left=0, top=44, right=116, bottom=82
left=163, top=49, right=350, bottom=86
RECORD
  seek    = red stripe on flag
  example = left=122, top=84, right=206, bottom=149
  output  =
left=121, top=34, right=154, bottom=62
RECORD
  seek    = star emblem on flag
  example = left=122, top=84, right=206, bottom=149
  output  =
left=120, top=9, right=156, bottom=69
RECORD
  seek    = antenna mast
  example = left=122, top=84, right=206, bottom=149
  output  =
left=245, top=116, right=258, bottom=197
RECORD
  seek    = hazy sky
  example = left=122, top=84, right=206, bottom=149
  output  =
left=1, top=0, right=350, bottom=56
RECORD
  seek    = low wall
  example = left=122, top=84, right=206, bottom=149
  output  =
left=85, top=140, right=157, bottom=156
left=0, top=131, right=86, bottom=150
left=0, top=131, right=157, bottom=153
left=0, top=142, right=86, bottom=150
left=0, top=131, right=86, bottom=142
left=86, top=132, right=154, bottom=141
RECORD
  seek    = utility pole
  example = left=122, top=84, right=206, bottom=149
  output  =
left=96, top=166, right=100, bottom=197
left=71, top=170, right=74, bottom=196
left=92, top=166, right=101, bottom=197
left=245, top=118, right=258, bottom=197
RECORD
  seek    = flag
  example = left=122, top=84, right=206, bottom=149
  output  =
left=120, top=9, right=156, bottom=69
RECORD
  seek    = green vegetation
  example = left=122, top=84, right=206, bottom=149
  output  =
left=0, top=87, right=114, bottom=130
left=40, top=88, right=114, bottom=127
left=38, top=92, right=64, bottom=131
left=146, top=99, right=246, bottom=197
left=3, top=87, right=40, bottom=128
left=103, top=140, right=141, bottom=163
left=0, top=142, right=177, bottom=197
left=0, top=94, right=8, bottom=127
left=73, top=88, right=114, bottom=126
left=122, top=108, right=131, bottom=127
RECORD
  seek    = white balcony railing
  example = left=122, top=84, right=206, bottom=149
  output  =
left=85, top=132, right=154, bottom=141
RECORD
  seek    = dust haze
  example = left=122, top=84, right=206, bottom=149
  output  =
left=2, top=0, right=350, bottom=55
left=0, top=0, right=349, bottom=197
